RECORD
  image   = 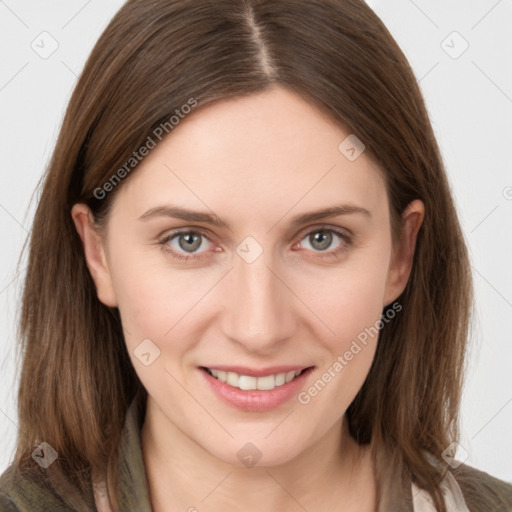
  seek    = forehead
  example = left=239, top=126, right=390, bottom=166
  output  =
left=112, top=87, right=387, bottom=224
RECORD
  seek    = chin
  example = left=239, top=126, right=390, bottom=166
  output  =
left=200, top=435, right=307, bottom=469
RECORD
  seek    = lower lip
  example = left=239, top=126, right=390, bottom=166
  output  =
left=199, top=367, right=315, bottom=412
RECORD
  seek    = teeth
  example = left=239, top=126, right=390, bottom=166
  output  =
left=286, top=371, right=297, bottom=383
left=240, top=375, right=258, bottom=390
left=275, top=373, right=286, bottom=386
left=207, top=368, right=304, bottom=390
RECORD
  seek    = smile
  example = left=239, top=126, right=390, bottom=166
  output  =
left=203, top=367, right=307, bottom=391
left=199, top=365, right=315, bottom=411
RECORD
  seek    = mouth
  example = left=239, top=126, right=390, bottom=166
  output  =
left=199, top=365, right=315, bottom=411
left=200, top=366, right=314, bottom=391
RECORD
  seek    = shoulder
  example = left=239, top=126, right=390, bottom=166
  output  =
left=0, top=470, right=19, bottom=512
left=0, top=462, right=67, bottom=511
left=451, top=462, right=512, bottom=512
left=0, top=461, right=94, bottom=512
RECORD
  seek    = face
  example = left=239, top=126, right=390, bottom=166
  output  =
left=73, top=86, right=423, bottom=467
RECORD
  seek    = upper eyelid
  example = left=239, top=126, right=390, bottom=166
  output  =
left=295, top=224, right=351, bottom=239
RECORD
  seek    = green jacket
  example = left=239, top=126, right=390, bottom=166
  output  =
left=1, top=396, right=511, bottom=511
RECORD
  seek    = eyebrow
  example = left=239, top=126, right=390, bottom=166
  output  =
left=138, top=203, right=371, bottom=228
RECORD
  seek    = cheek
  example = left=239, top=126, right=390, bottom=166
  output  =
left=296, top=281, right=385, bottom=414
left=106, top=242, right=186, bottom=345
left=107, top=242, right=226, bottom=377
left=301, top=253, right=391, bottom=344
left=299, top=250, right=390, bottom=397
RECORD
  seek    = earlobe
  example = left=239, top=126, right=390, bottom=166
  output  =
left=71, top=204, right=118, bottom=307
left=383, top=199, right=425, bottom=307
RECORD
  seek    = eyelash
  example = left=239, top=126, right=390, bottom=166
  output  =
left=158, top=225, right=353, bottom=262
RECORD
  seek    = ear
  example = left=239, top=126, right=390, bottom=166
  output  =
left=383, top=199, right=425, bottom=307
left=71, top=203, right=118, bottom=307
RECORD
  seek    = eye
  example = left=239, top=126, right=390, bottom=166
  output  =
left=158, top=225, right=352, bottom=263
left=160, top=230, right=213, bottom=260
left=296, top=227, right=351, bottom=257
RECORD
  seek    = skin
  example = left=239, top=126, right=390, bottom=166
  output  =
left=72, top=86, right=424, bottom=512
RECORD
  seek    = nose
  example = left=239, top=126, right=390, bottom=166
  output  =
left=219, top=248, right=297, bottom=354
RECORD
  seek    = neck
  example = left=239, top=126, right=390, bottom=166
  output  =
left=141, top=396, right=376, bottom=512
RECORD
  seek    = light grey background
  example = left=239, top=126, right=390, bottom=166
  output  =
left=1, top=0, right=511, bottom=482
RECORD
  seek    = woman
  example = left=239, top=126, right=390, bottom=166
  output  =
left=0, top=0, right=511, bottom=511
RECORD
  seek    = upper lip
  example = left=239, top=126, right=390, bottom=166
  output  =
left=200, top=365, right=313, bottom=377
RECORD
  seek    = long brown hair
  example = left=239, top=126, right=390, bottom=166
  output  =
left=13, top=0, right=479, bottom=510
